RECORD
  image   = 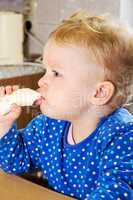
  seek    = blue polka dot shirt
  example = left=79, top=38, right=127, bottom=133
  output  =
left=0, top=108, right=133, bottom=199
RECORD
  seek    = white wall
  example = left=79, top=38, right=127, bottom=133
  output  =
left=0, top=0, right=24, bottom=12
left=120, top=0, right=133, bottom=26
left=28, top=0, right=120, bottom=55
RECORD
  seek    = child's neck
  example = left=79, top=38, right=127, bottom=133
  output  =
left=70, top=107, right=111, bottom=144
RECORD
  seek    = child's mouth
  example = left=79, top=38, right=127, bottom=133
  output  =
left=33, top=97, right=45, bottom=106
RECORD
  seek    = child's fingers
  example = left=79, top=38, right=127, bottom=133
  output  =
left=8, top=104, right=22, bottom=120
left=5, top=85, right=12, bottom=95
left=0, top=85, right=20, bottom=97
left=0, top=85, right=13, bottom=96
left=0, top=104, right=22, bottom=122
left=0, top=86, right=5, bottom=97
left=12, top=85, right=20, bottom=91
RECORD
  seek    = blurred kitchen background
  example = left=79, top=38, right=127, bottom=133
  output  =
left=0, top=0, right=133, bottom=129
left=0, top=0, right=133, bottom=59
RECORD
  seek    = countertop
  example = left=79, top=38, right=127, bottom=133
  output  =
left=0, top=171, right=75, bottom=200
left=0, top=63, right=45, bottom=79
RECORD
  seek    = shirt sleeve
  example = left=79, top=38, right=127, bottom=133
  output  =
left=89, top=129, right=133, bottom=200
left=0, top=114, right=47, bottom=175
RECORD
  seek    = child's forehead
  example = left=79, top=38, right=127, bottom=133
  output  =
left=43, top=41, right=89, bottom=64
left=42, top=41, right=104, bottom=76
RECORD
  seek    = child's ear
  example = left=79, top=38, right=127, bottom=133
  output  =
left=90, top=81, right=115, bottom=106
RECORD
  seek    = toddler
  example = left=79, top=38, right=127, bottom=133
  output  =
left=0, top=11, right=133, bottom=200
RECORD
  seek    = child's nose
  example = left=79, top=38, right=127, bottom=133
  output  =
left=38, top=76, right=48, bottom=88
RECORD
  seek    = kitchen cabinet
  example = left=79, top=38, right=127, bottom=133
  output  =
left=0, top=72, right=44, bottom=128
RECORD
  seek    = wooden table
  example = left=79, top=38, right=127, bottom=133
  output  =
left=0, top=172, right=75, bottom=200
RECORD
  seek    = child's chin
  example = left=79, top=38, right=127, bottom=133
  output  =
left=41, top=108, right=65, bottom=120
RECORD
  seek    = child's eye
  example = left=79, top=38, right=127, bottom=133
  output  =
left=52, top=70, right=61, bottom=77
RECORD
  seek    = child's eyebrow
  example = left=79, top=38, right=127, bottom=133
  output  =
left=43, top=59, right=64, bottom=71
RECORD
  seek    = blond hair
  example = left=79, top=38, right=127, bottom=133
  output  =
left=48, top=10, right=133, bottom=108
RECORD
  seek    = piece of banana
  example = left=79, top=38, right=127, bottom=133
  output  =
left=0, top=88, right=41, bottom=115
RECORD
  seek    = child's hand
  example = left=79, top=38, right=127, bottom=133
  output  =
left=0, top=85, right=19, bottom=96
left=0, top=85, right=22, bottom=138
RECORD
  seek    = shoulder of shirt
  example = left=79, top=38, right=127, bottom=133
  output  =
left=109, top=107, right=133, bottom=130
left=29, top=114, right=68, bottom=128
left=99, top=107, right=133, bottom=132
left=97, top=108, right=133, bottom=149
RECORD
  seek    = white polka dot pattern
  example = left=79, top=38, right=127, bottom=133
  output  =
left=0, top=108, right=133, bottom=200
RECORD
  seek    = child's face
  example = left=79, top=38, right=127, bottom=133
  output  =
left=38, top=41, right=104, bottom=120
